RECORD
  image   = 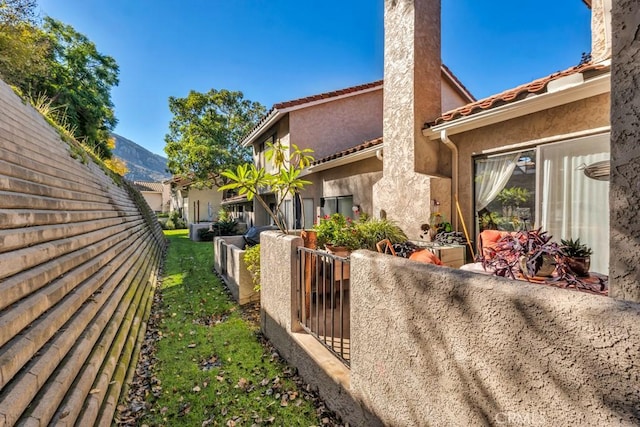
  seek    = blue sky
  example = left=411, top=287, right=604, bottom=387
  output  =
left=37, top=1, right=592, bottom=157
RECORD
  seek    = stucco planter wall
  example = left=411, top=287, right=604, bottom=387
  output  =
left=213, top=236, right=259, bottom=305
left=189, top=222, right=214, bottom=241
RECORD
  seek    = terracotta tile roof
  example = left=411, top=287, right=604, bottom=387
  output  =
left=242, top=65, right=472, bottom=146
left=242, top=80, right=383, bottom=146
left=273, top=80, right=383, bottom=110
left=429, top=62, right=609, bottom=126
left=311, top=137, right=383, bottom=166
left=132, top=181, right=164, bottom=192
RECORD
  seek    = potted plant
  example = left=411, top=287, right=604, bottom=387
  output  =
left=355, top=216, right=407, bottom=251
left=483, top=228, right=563, bottom=279
left=314, top=213, right=360, bottom=254
left=560, top=238, right=593, bottom=276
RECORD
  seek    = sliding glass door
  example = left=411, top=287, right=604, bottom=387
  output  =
left=537, top=134, right=609, bottom=274
left=474, top=133, right=610, bottom=274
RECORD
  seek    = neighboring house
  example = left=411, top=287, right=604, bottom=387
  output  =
left=130, top=181, right=170, bottom=213
left=229, top=68, right=474, bottom=230
left=167, top=175, right=222, bottom=224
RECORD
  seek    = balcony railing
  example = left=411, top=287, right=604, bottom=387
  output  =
left=297, top=247, right=350, bottom=366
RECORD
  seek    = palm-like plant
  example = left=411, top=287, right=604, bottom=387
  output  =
left=219, top=140, right=313, bottom=234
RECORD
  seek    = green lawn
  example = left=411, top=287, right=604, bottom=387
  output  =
left=140, top=230, right=321, bottom=426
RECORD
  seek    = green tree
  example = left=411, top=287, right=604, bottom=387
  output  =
left=164, top=89, right=266, bottom=186
left=0, top=0, right=37, bottom=25
left=0, top=8, right=119, bottom=159
left=0, top=0, right=49, bottom=89
left=37, top=17, right=119, bottom=158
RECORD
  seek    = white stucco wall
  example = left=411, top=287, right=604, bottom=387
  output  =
left=187, top=187, right=223, bottom=223
left=140, top=192, right=162, bottom=212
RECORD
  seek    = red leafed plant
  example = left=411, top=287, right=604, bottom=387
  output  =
left=482, top=228, right=606, bottom=294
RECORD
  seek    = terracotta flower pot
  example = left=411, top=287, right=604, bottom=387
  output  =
left=324, top=244, right=350, bottom=281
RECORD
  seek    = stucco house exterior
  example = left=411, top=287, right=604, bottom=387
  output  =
left=415, top=0, right=612, bottom=275
left=253, top=0, right=640, bottom=425
left=130, top=181, right=170, bottom=214
left=167, top=175, right=222, bottom=224
left=227, top=68, right=474, bottom=229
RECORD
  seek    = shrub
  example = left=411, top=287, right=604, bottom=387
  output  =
left=197, top=218, right=240, bottom=241
left=169, top=211, right=186, bottom=229
left=215, top=218, right=238, bottom=235
left=198, top=227, right=216, bottom=241
left=314, top=213, right=360, bottom=250
left=243, top=244, right=261, bottom=291
left=218, top=207, right=232, bottom=222
left=355, top=216, right=407, bottom=251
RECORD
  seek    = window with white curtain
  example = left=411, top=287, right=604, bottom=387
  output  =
left=473, top=133, right=610, bottom=274
left=474, top=150, right=536, bottom=233
left=537, top=134, right=609, bottom=274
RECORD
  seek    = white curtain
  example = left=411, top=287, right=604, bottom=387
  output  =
left=475, top=152, right=521, bottom=211
left=539, top=134, right=609, bottom=274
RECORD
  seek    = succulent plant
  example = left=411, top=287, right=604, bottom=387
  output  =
left=560, top=238, right=593, bottom=258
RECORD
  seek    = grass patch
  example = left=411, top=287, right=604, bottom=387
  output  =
left=140, top=230, right=321, bottom=426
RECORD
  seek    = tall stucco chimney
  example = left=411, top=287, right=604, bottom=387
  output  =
left=591, top=0, right=612, bottom=62
left=373, top=0, right=451, bottom=239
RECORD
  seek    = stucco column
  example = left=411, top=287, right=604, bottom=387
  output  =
left=609, top=0, right=640, bottom=302
left=373, top=0, right=451, bottom=239
left=591, top=0, right=613, bottom=62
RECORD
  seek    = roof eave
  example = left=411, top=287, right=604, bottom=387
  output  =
left=240, top=108, right=286, bottom=148
left=424, top=72, right=611, bottom=139
left=302, top=144, right=382, bottom=176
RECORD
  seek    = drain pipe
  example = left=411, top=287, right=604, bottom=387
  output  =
left=375, top=148, right=383, bottom=161
left=439, top=130, right=458, bottom=230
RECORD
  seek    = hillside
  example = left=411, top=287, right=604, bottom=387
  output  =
left=111, top=133, right=171, bottom=182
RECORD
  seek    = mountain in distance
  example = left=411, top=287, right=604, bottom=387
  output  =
left=111, top=133, right=171, bottom=182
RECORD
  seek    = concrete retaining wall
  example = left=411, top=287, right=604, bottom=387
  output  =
left=213, top=236, right=259, bottom=305
left=0, top=80, right=165, bottom=426
left=259, top=232, right=640, bottom=426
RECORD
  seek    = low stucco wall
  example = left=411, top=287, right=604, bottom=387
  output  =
left=259, top=231, right=640, bottom=426
left=259, top=232, right=381, bottom=426
left=189, top=222, right=213, bottom=241
left=350, top=251, right=640, bottom=426
left=213, top=236, right=259, bottom=305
